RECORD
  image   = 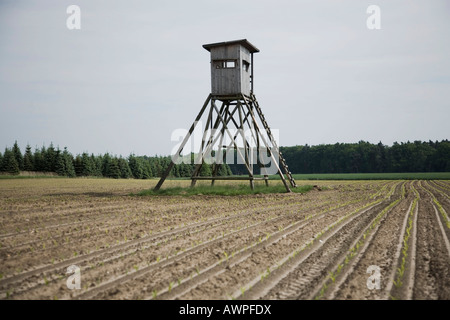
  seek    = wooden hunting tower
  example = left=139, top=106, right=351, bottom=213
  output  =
left=154, top=39, right=296, bottom=192
left=203, top=39, right=259, bottom=96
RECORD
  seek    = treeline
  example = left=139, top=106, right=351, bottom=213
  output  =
left=0, top=141, right=232, bottom=178
left=2, top=140, right=449, bottom=178
left=279, top=140, right=450, bottom=174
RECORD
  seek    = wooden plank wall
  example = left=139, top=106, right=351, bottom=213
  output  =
left=210, top=44, right=251, bottom=95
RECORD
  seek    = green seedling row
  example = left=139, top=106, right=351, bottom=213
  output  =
left=315, top=183, right=404, bottom=300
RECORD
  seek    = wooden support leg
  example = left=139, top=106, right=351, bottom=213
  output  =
left=154, top=94, right=211, bottom=191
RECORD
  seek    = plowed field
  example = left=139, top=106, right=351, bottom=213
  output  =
left=0, top=179, right=449, bottom=300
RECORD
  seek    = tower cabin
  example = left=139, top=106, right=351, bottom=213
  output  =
left=203, top=39, right=259, bottom=97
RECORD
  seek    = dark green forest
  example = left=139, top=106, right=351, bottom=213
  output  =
left=0, top=141, right=232, bottom=178
left=1, top=140, right=449, bottom=178
left=279, top=140, right=450, bottom=174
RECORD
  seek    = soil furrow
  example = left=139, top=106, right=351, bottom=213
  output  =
left=151, top=199, right=377, bottom=300
left=413, top=183, right=450, bottom=299
left=235, top=201, right=390, bottom=300
left=320, top=183, right=412, bottom=300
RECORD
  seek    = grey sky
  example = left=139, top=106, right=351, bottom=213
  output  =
left=1, top=0, right=449, bottom=157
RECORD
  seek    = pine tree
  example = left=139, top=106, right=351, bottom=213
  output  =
left=172, top=164, right=180, bottom=177
left=81, top=152, right=94, bottom=176
left=55, top=151, right=66, bottom=176
left=199, top=162, right=212, bottom=176
left=33, top=147, right=45, bottom=172
left=12, top=141, right=23, bottom=170
left=107, top=158, right=121, bottom=179
left=102, top=153, right=112, bottom=177
left=2, top=148, right=20, bottom=175
left=44, top=143, right=56, bottom=172
left=91, top=154, right=102, bottom=177
left=142, top=161, right=153, bottom=179
left=74, top=155, right=83, bottom=176
left=118, top=157, right=132, bottom=178
left=217, top=164, right=229, bottom=176
left=63, top=148, right=76, bottom=177
left=128, top=154, right=143, bottom=179
left=148, top=158, right=158, bottom=177
left=153, top=158, right=163, bottom=177
left=23, top=145, right=34, bottom=171
left=178, top=163, right=192, bottom=177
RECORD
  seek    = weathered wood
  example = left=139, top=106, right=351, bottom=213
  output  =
left=211, top=100, right=252, bottom=175
left=249, top=93, right=296, bottom=188
left=192, top=176, right=268, bottom=181
left=156, top=40, right=296, bottom=192
left=236, top=101, right=253, bottom=189
left=204, top=40, right=257, bottom=96
left=154, top=94, right=212, bottom=191
left=191, top=101, right=226, bottom=187
left=241, top=94, right=291, bottom=192
left=251, top=53, right=254, bottom=93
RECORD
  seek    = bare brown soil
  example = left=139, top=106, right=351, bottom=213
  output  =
left=0, top=179, right=448, bottom=300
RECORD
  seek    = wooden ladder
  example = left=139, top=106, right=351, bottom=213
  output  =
left=249, top=93, right=297, bottom=188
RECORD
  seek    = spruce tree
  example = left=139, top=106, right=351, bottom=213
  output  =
left=153, top=158, right=163, bottom=177
left=23, top=145, right=34, bottom=171
left=74, top=155, right=83, bottom=176
left=33, top=147, right=45, bottom=172
left=172, top=164, right=180, bottom=177
left=12, top=141, right=23, bottom=170
left=102, top=153, right=112, bottom=177
left=60, top=148, right=75, bottom=177
left=107, top=158, right=121, bottom=179
left=142, top=161, right=153, bottom=179
left=45, top=143, right=57, bottom=172
left=2, top=149, right=19, bottom=175
left=91, top=154, right=102, bottom=177
left=199, top=162, right=212, bottom=176
left=118, top=157, right=132, bottom=178
left=128, top=154, right=143, bottom=179
left=81, top=152, right=94, bottom=176
left=177, top=163, right=188, bottom=177
left=148, top=158, right=158, bottom=177
left=55, top=151, right=66, bottom=176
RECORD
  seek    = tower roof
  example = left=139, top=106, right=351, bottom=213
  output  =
left=202, top=39, right=260, bottom=53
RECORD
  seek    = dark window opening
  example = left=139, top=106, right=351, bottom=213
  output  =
left=242, top=60, right=250, bottom=72
left=213, top=60, right=237, bottom=69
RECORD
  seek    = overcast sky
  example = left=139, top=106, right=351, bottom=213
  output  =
left=1, top=0, right=449, bottom=157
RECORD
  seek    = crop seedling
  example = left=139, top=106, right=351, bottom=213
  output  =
left=328, top=271, right=336, bottom=283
